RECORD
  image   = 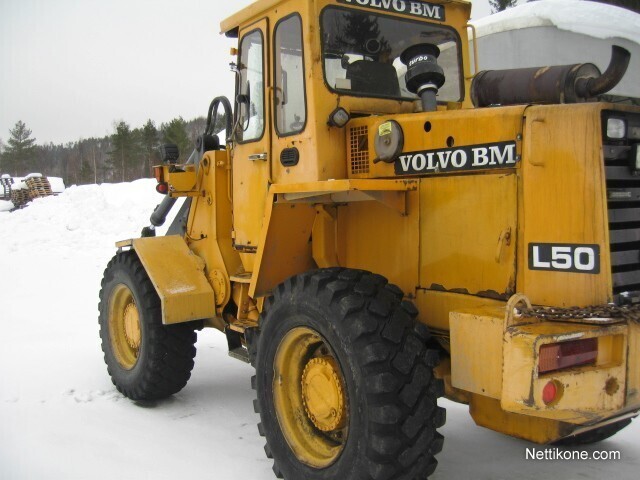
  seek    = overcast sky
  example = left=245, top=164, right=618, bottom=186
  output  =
left=0, top=0, right=493, bottom=145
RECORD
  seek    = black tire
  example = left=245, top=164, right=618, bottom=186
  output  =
left=98, top=251, right=197, bottom=400
left=554, top=419, right=632, bottom=446
left=252, top=268, right=445, bottom=480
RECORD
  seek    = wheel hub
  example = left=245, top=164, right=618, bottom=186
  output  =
left=301, top=357, right=346, bottom=432
left=123, top=303, right=141, bottom=349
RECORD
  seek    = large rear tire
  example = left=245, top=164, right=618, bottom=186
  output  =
left=253, top=268, right=445, bottom=479
left=98, top=251, right=197, bottom=400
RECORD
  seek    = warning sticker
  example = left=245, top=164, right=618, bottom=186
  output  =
left=378, top=122, right=393, bottom=136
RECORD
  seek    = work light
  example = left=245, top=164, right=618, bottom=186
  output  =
left=607, top=117, right=626, bottom=139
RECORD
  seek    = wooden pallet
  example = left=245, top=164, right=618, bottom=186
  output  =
left=10, top=188, right=30, bottom=207
left=25, top=176, right=53, bottom=199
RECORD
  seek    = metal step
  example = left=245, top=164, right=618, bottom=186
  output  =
left=228, top=347, right=250, bottom=363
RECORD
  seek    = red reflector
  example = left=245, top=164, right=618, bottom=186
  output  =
left=539, top=338, right=598, bottom=374
left=153, top=166, right=164, bottom=183
left=542, top=381, right=557, bottom=404
left=156, top=182, right=169, bottom=194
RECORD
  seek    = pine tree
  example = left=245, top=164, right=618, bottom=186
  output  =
left=491, top=0, right=518, bottom=13
left=4, top=121, right=37, bottom=176
left=109, top=121, right=141, bottom=182
left=162, top=117, right=191, bottom=163
left=141, top=119, right=159, bottom=176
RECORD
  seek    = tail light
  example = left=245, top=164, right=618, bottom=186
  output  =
left=153, top=166, right=165, bottom=183
left=156, top=182, right=169, bottom=194
left=538, top=338, right=598, bottom=374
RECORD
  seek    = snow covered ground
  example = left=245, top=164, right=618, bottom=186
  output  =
left=1, top=180, right=639, bottom=479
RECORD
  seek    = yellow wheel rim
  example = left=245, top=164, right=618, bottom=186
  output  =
left=108, top=284, right=141, bottom=369
left=273, top=327, right=348, bottom=468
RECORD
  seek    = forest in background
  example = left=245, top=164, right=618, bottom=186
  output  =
left=0, top=114, right=226, bottom=186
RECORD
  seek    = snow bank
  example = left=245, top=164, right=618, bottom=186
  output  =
left=472, top=0, right=640, bottom=44
left=0, top=179, right=173, bottom=261
left=48, top=176, right=65, bottom=193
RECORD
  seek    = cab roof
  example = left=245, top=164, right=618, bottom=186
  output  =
left=220, top=0, right=286, bottom=37
left=220, top=0, right=472, bottom=37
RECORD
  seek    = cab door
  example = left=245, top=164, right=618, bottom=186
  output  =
left=232, top=18, right=271, bottom=255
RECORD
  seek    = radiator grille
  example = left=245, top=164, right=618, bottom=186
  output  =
left=603, top=111, right=640, bottom=304
left=349, top=126, right=370, bottom=175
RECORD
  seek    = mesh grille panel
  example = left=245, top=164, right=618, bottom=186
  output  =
left=350, top=126, right=370, bottom=175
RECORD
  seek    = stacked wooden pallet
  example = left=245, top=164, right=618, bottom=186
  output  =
left=10, top=187, right=30, bottom=207
left=25, top=176, right=53, bottom=199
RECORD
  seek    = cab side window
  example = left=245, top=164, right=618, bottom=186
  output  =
left=274, top=15, right=306, bottom=136
left=237, top=30, right=265, bottom=143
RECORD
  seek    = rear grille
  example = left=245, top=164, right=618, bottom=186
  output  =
left=349, top=126, right=370, bottom=175
left=603, top=111, right=640, bottom=304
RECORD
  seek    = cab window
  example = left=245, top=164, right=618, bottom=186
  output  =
left=321, top=7, right=462, bottom=102
left=274, top=15, right=306, bottom=136
left=237, top=29, right=265, bottom=142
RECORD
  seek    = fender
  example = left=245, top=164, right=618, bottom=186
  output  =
left=118, top=236, right=216, bottom=324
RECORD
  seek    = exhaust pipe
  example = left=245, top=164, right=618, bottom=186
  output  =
left=471, top=45, right=631, bottom=108
left=575, top=46, right=631, bottom=98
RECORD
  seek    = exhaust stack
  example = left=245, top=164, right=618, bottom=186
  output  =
left=471, top=45, right=631, bottom=108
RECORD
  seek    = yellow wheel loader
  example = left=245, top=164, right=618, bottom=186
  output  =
left=98, top=1, right=640, bottom=478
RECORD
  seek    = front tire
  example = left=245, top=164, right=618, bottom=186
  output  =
left=253, top=269, right=445, bottom=479
left=98, top=251, right=197, bottom=400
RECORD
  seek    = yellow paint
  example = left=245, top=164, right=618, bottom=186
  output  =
left=519, top=104, right=611, bottom=306
left=414, top=289, right=507, bottom=332
left=131, top=236, right=216, bottom=324
left=470, top=394, right=564, bottom=444
left=160, top=164, right=197, bottom=193
left=450, top=309, right=504, bottom=399
left=185, top=151, right=242, bottom=319
left=419, top=173, right=517, bottom=298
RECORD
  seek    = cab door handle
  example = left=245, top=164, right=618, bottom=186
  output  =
left=248, top=153, right=268, bottom=161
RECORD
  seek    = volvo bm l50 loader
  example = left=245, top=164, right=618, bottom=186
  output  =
left=98, top=0, right=640, bottom=478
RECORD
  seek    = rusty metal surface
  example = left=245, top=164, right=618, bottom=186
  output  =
left=576, top=45, right=631, bottom=97
left=471, top=63, right=600, bottom=107
left=517, top=303, right=640, bottom=323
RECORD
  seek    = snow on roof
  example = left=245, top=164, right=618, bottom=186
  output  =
left=472, top=0, right=640, bottom=44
